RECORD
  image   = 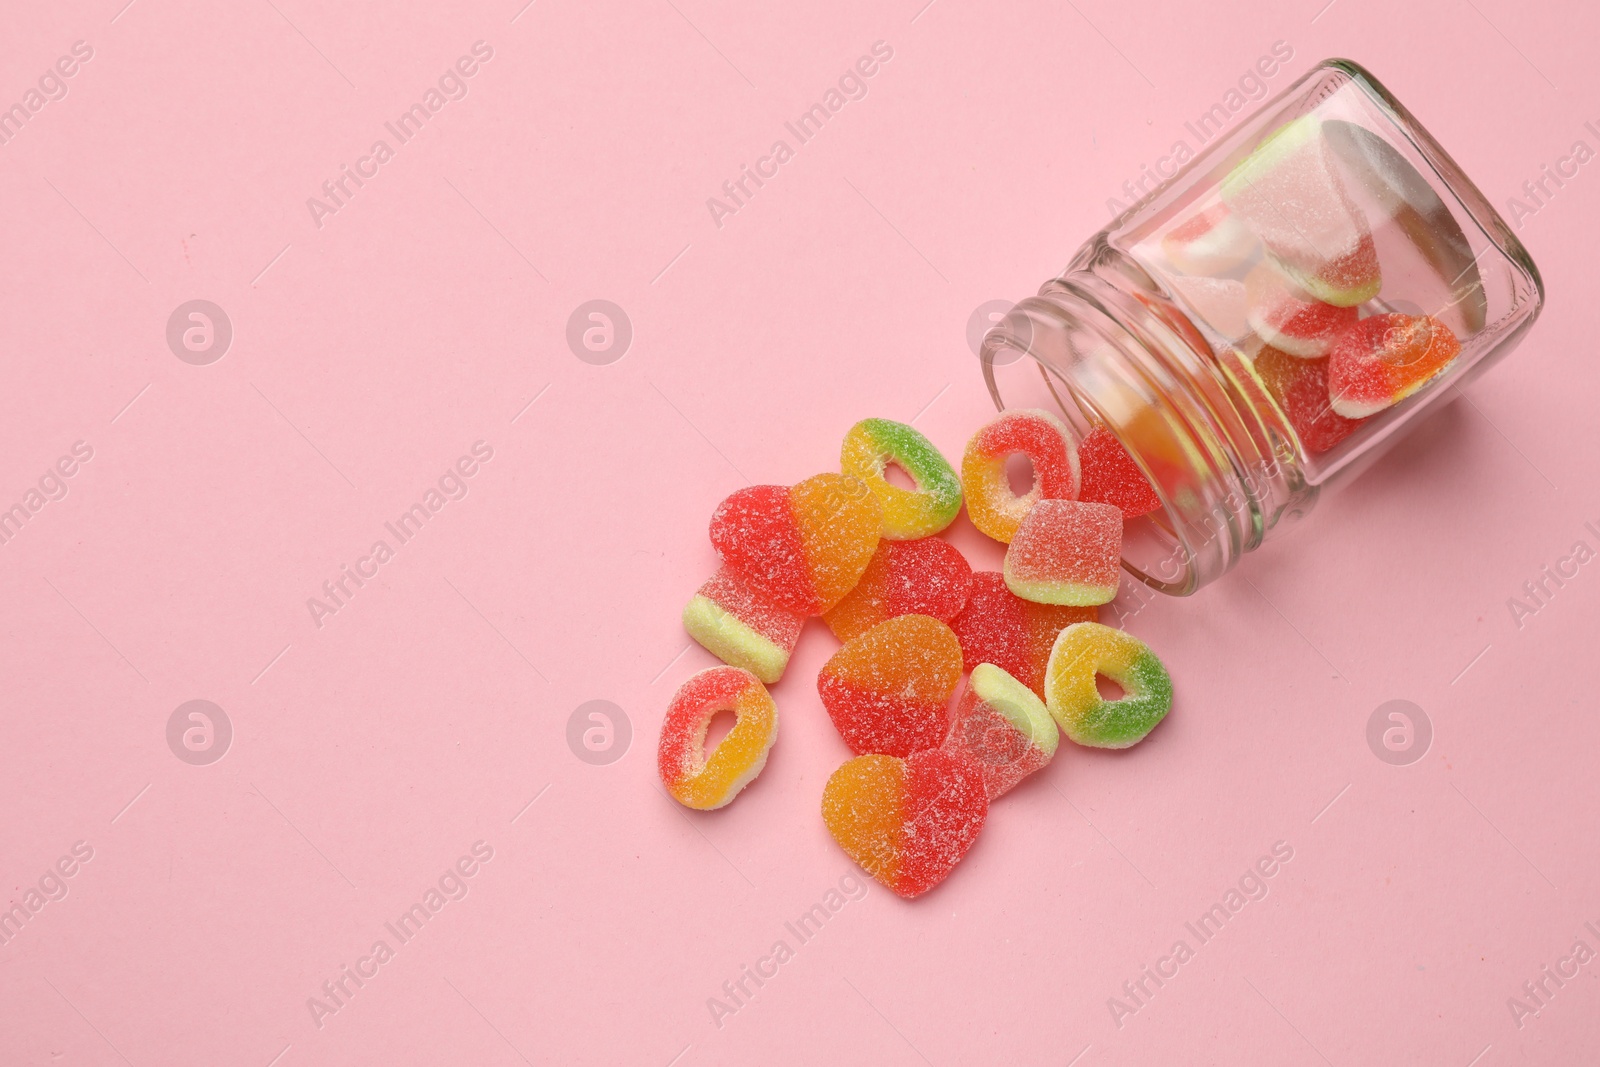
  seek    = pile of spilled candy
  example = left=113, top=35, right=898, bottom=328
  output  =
left=657, top=412, right=1174, bottom=898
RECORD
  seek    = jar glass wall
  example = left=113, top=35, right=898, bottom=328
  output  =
left=981, top=59, right=1543, bottom=596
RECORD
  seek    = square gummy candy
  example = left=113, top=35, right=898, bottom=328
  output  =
left=1003, top=499, right=1122, bottom=607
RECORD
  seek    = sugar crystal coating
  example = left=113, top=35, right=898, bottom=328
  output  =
left=817, top=614, right=963, bottom=757
left=840, top=418, right=963, bottom=540
left=1221, top=115, right=1381, bottom=307
left=951, top=572, right=1096, bottom=699
left=1045, top=623, right=1173, bottom=749
left=1077, top=427, right=1162, bottom=519
left=1244, top=264, right=1359, bottom=359
left=789, top=473, right=884, bottom=613
left=1003, top=499, right=1123, bottom=607
left=961, top=409, right=1081, bottom=543
left=1253, top=345, right=1365, bottom=455
left=682, top=567, right=805, bottom=683
left=709, top=474, right=881, bottom=616
left=1160, top=202, right=1258, bottom=275
left=823, top=537, right=973, bottom=643
left=658, top=666, right=778, bottom=810
left=943, top=663, right=1058, bottom=799
left=821, top=747, right=988, bottom=898
left=1327, top=313, right=1461, bottom=419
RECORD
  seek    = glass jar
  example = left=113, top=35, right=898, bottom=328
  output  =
left=979, top=58, right=1543, bottom=596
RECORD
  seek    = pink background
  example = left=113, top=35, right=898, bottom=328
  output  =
left=1, top=0, right=1596, bottom=1063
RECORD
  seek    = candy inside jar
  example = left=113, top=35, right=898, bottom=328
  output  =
left=981, top=59, right=1544, bottom=595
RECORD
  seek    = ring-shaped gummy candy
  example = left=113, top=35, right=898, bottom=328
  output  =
left=658, top=666, right=778, bottom=810
left=1044, top=623, right=1172, bottom=749
left=840, top=418, right=963, bottom=540
left=961, top=409, right=1081, bottom=543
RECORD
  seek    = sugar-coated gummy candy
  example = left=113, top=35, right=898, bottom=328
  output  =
left=658, top=666, right=778, bottom=810
left=1160, top=202, right=1258, bottom=276
left=823, top=537, right=973, bottom=643
left=1253, top=346, right=1365, bottom=455
left=840, top=418, right=963, bottom=540
left=682, top=567, right=805, bottom=684
left=817, top=614, right=963, bottom=757
left=943, top=663, right=1058, bottom=800
left=1328, top=313, right=1461, bottom=419
left=1221, top=115, right=1382, bottom=307
left=1003, top=499, right=1122, bottom=606
left=961, top=409, right=1081, bottom=543
left=1274, top=231, right=1380, bottom=310
left=821, top=747, right=988, bottom=898
left=1045, top=622, right=1173, bottom=749
left=709, top=474, right=881, bottom=616
left=1077, top=427, right=1162, bottom=519
left=1244, top=265, right=1358, bottom=359
left=951, top=572, right=1096, bottom=699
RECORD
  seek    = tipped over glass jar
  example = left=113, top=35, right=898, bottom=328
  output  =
left=980, top=59, right=1543, bottom=595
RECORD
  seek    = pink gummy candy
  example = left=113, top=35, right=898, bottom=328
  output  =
left=1003, top=499, right=1122, bottom=607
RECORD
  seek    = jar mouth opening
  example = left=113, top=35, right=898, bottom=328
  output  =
left=980, top=323, right=1201, bottom=596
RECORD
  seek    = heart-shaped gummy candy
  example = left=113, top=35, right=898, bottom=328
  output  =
left=709, top=474, right=880, bottom=616
left=817, top=614, right=962, bottom=757
left=821, top=747, right=988, bottom=898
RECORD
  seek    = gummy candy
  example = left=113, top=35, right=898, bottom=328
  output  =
left=1278, top=232, right=1381, bottom=309
left=658, top=666, right=778, bottom=810
left=1222, top=115, right=1382, bottom=307
left=951, top=572, right=1096, bottom=699
left=823, top=537, right=973, bottom=643
left=1253, top=345, right=1365, bottom=455
left=1076, top=427, right=1162, bottom=518
left=1160, top=202, right=1258, bottom=275
left=1328, top=313, right=1461, bottom=419
left=1045, top=622, right=1173, bottom=749
left=821, top=747, right=988, bottom=898
left=840, top=418, right=963, bottom=540
left=1003, top=499, right=1122, bottom=606
left=709, top=474, right=881, bottom=616
left=682, top=567, right=805, bottom=684
left=817, top=614, right=963, bottom=757
left=961, top=409, right=1081, bottom=543
left=943, top=663, right=1058, bottom=799
left=1244, top=264, right=1358, bottom=358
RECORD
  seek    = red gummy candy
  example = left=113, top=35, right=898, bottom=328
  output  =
left=1077, top=428, right=1161, bottom=518
left=951, top=573, right=1096, bottom=699
left=708, top=475, right=880, bottom=616
left=1327, top=313, right=1461, bottom=419
left=823, top=537, right=973, bottom=643
left=1253, top=345, right=1365, bottom=455
left=821, top=747, right=989, bottom=898
left=818, top=615, right=963, bottom=757
left=1244, top=265, right=1359, bottom=359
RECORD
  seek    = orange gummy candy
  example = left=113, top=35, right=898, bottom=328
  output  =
left=817, top=614, right=963, bottom=757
